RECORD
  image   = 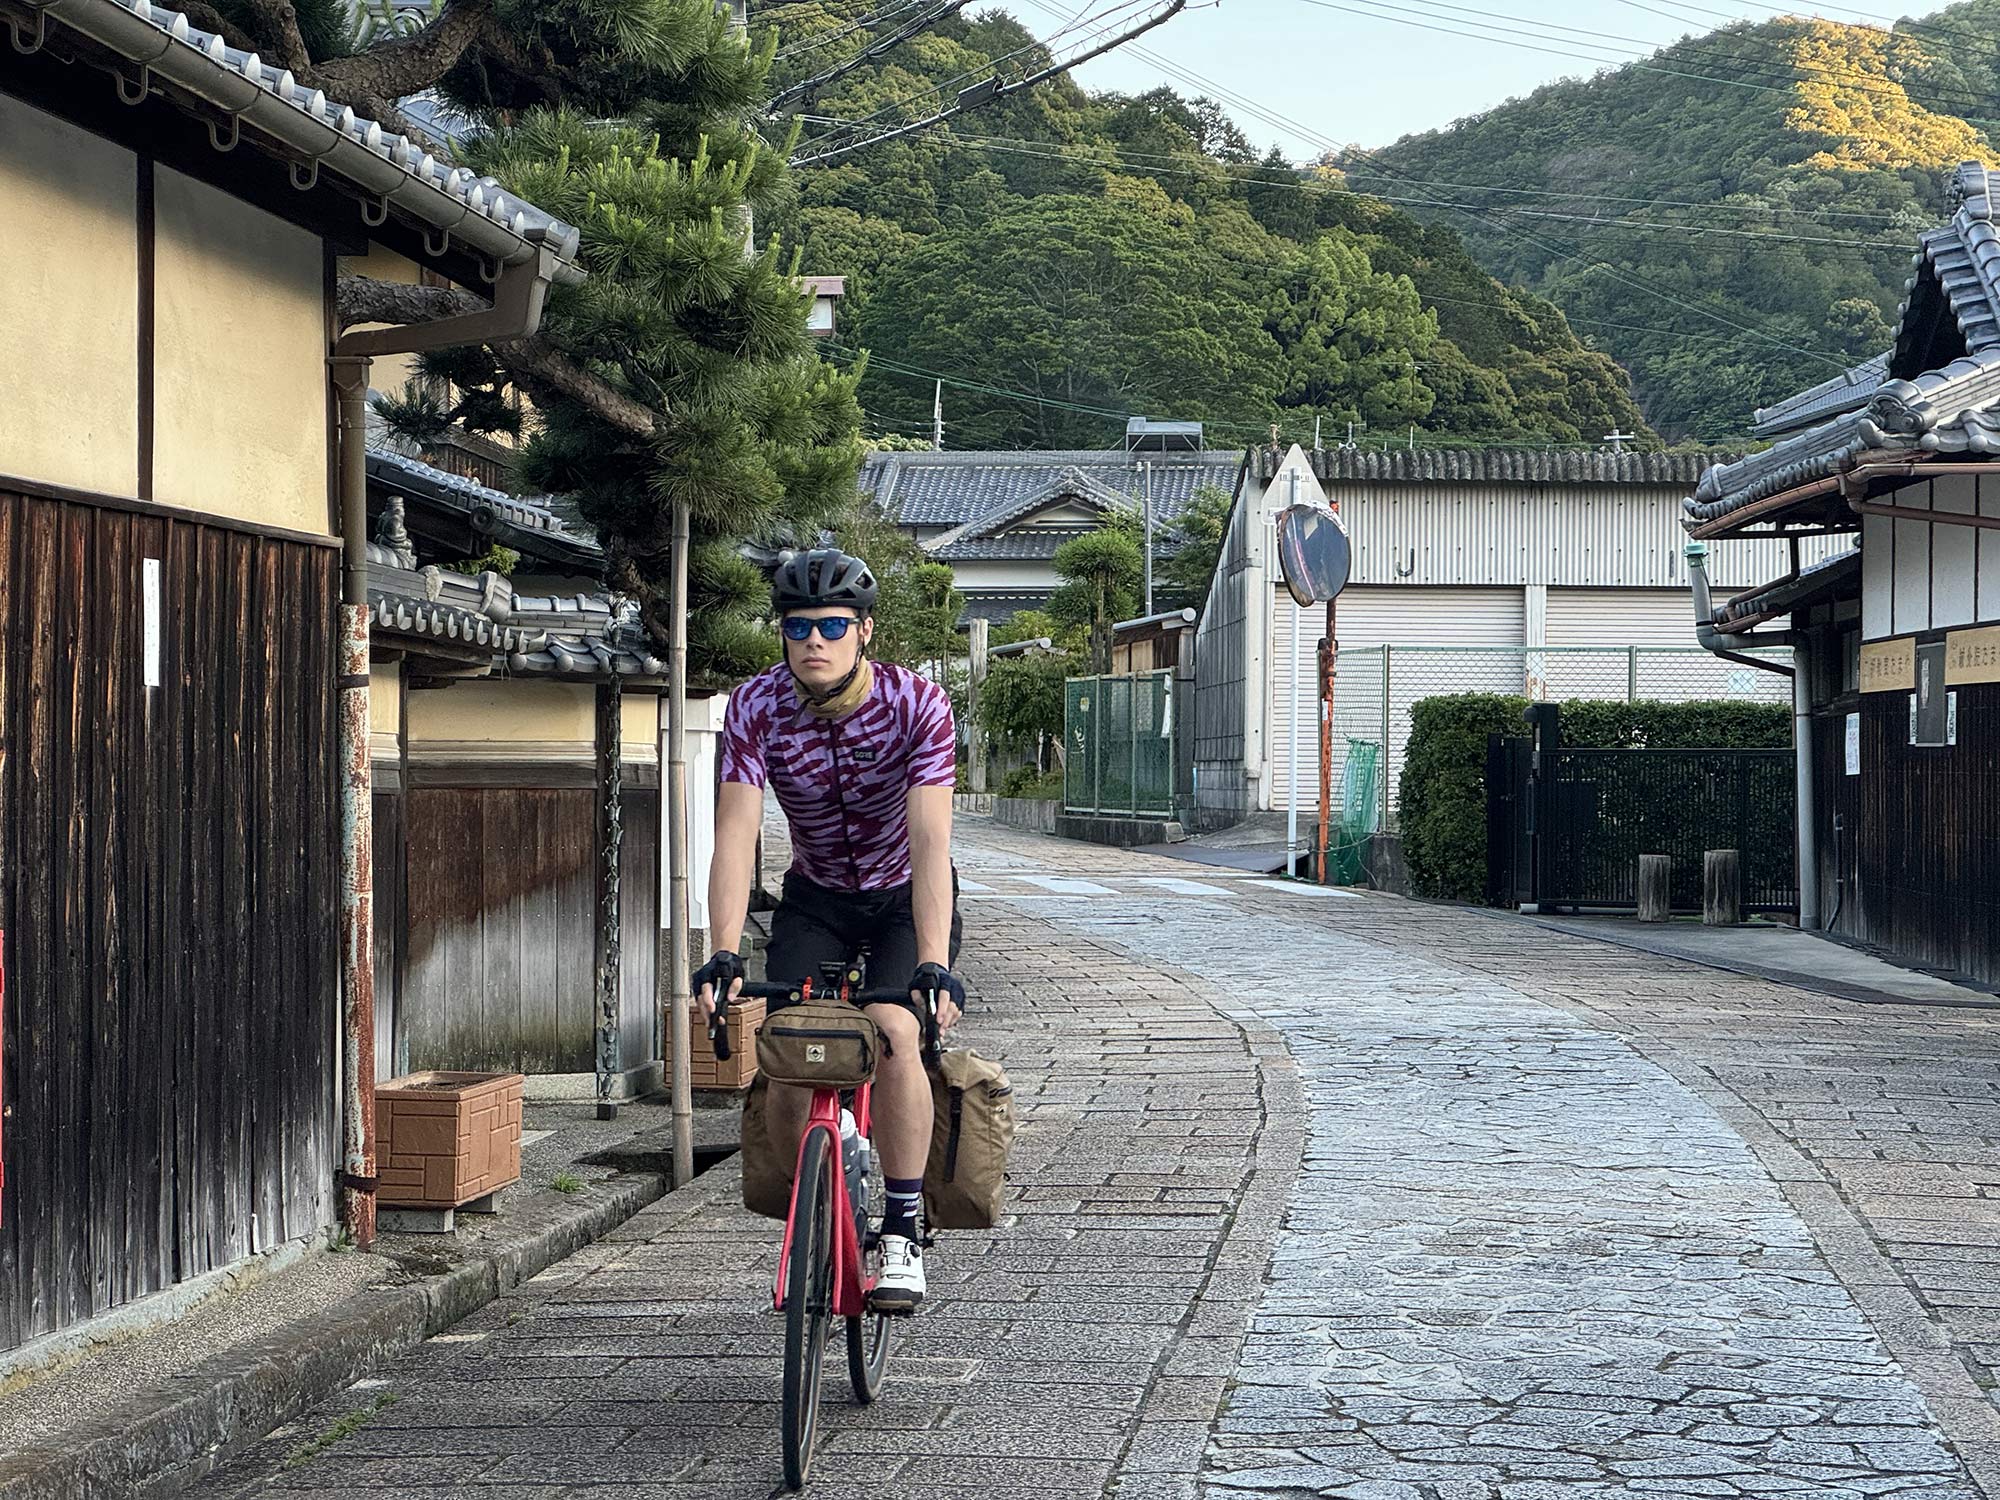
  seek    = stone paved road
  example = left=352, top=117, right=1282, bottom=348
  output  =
left=191, top=819, right=2000, bottom=1499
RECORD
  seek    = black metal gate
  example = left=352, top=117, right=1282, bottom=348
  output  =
left=1488, top=733, right=1797, bottom=914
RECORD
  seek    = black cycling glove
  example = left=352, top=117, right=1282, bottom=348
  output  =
left=909, top=961, right=966, bottom=1016
left=693, top=950, right=745, bottom=1009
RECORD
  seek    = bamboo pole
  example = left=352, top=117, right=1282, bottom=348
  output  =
left=667, top=497, right=693, bottom=1186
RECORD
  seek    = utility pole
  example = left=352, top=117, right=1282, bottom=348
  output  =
left=1142, top=460, right=1154, bottom=617
left=1603, top=428, right=1634, bottom=453
left=933, top=381, right=944, bottom=451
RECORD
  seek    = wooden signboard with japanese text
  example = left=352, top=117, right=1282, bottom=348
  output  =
left=1859, top=637, right=1916, bottom=694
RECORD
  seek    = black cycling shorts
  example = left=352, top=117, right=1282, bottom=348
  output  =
left=764, top=869, right=963, bottom=1010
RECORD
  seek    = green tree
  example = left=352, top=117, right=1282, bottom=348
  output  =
left=1050, top=524, right=1143, bottom=673
left=835, top=503, right=963, bottom=673
left=1157, top=484, right=1235, bottom=610
left=977, top=654, right=1069, bottom=770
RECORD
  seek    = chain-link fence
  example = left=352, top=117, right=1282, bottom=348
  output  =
left=1064, top=671, right=1177, bottom=817
left=1305, top=644, right=1794, bottom=831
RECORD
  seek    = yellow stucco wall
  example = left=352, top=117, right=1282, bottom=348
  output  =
left=406, top=680, right=663, bottom=758
left=154, top=168, right=329, bottom=534
left=370, top=658, right=403, bottom=736
left=0, top=97, right=139, bottom=496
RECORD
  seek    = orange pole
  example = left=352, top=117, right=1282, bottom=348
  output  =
left=1316, top=597, right=1336, bottom=884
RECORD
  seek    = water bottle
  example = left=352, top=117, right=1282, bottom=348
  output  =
left=839, top=1108, right=871, bottom=1233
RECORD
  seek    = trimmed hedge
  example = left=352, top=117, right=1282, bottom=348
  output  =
left=1397, top=694, right=1792, bottom=904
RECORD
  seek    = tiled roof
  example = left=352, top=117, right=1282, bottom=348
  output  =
left=1292, top=447, right=1730, bottom=485
left=1686, top=347, right=2000, bottom=526
left=933, top=529, right=1098, bottom=562
left=958, top=590, right=1052, bottom=625
left=865, top=449, right=1243, bottom=527
left=44, top=0, right=581, bottom=278
left=1892, top=164, right=2000, bottom=375
left=365, top=444, right=605, bottom=573
left=1751, top=354, right=1889, bottom=438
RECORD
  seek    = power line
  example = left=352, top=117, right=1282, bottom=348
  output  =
left=1053, top=16, right=1856, bottom=369
left=937, top=131, right=1911, bottom=249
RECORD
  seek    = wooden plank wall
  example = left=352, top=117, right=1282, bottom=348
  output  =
left=1815, top=683, right=2000, bottom=985
left=402, top=780, right=658, bottom=1077
left=0, top=487, right=340, bottom=1353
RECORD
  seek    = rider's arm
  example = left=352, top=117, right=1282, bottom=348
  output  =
left=907, top=784, right=953, bottom=970
left=704, top=781, right=765, bottom=1005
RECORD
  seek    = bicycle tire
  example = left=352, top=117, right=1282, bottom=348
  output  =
left=782, top=1127, right=836, bottom=1491
left=846, top=1307, right=893, bottom=1404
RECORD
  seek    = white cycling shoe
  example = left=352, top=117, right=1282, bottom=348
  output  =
left=870, top=1234, right=925, bottom=1314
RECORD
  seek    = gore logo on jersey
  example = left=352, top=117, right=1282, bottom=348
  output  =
left=850, top=746, right=879, bottom=764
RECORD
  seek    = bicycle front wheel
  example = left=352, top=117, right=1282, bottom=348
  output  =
left=782, top=1126, right=836, bottom=1491
left=846, top=1306, right=893, bottom=1404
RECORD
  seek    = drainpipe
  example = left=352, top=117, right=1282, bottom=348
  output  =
left=328, top=245, right=567, bottom=1249
left=1685, top=540, right=1816, bottom=932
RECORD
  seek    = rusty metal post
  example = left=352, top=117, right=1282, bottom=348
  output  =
left=1316, top=599, right=1335, bottom=884
left=595, top=680, right=624, bottom=1121
left=332, top=355, right=377, bottom=1250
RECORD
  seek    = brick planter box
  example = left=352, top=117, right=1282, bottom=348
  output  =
left=688, top=996, right=765, bottom=1091
left=377, top=1070, right=525, bottom=1209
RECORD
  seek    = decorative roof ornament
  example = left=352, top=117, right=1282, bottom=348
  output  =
left=374, top=495, right=419, bottom=570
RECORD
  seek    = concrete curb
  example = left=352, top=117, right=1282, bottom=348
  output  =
left=0, top=1173, right=668, bottom=1500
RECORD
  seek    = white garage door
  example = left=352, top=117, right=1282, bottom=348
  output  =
left=1268, top=585, right=1525, bottom=810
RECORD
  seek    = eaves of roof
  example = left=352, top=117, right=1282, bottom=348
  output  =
left=1687, top=347, right=2000, bottom=528
left=932, top=529, right=1097, bottom=561
left=33, top=0, right=582, bottom=281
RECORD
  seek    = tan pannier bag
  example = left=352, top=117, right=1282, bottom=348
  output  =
left=739, top=1074, right=793, bottom=1220
left=755, top=1000, right=880, bottom=1088
left=923, top=1049, right=1017, bottom=1230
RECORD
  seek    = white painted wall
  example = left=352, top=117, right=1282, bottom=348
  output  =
left=1860, top=473, right=2000, bottom=640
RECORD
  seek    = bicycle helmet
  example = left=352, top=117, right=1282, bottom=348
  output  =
left=772, top=548, right=878, bottom=615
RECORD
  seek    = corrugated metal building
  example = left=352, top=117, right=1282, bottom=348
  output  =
left=1195, top=445, right=1851, bottom=826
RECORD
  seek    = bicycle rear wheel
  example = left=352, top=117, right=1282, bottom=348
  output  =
left=782, top=1127, right=836, bottom=1491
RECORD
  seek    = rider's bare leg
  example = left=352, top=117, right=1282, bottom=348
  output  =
left=859, top=1003, right=931, bottom=1180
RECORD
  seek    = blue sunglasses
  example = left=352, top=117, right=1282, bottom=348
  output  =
left=782, top=616, right=858, bottom=641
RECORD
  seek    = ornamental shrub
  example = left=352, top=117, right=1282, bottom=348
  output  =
left=1397, top=694, right=1792, bottom=903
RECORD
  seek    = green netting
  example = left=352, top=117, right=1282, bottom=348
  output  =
left=1330, top=738, right=1381, bottom=885
left=1064, top=679, right=1095, bottom=811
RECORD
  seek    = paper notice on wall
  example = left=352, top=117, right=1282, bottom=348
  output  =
left=1845, top=711, right=1860, bottom=776
left=142, top=558, right=162, bottom=688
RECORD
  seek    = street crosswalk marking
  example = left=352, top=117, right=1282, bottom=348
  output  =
left=1134, top=876, right=1236, bottom=897
left=1247, top=880, right=1361, bottom=899
left=1013, top=875, right=1120, bottom=896
left=956, top=876, right=997, bottom=894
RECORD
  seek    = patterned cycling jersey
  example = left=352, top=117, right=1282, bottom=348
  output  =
left=719, top=662, right=956, bottom=891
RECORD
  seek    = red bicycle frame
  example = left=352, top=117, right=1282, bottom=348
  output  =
left=773, top=981, right=877, bottom=1320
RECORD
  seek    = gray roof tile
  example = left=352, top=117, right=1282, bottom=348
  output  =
left=1294, top=447, right=1728, bottom=485
left=1751, top=354, right=1889, bottom=438
left=865, top=449, right=1242, bottom=527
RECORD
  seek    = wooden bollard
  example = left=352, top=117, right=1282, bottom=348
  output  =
left=1703, top=848, right=1742, bottom=926
left=1637, top=854, right=1671, bottom=923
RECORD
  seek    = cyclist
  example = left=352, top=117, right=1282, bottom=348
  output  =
left=695, top=547, right=966, bottom=1313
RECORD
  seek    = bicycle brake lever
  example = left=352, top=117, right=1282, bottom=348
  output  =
left=708, top=992, right=732, bottom=1062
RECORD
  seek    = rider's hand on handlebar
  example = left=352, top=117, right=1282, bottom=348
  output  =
left=910, top=962, right=965, bottom=1032
left=692, top=950, right=746, bottom=1021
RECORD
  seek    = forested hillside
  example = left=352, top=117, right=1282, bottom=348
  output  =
left=756, top=8, right=1654, bottom=450
left=1350, top=3, right=2000, bottom=439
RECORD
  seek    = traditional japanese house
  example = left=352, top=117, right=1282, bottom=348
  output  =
left=1686, top=160, right=2000, bottom=987
left=362, top=444, right=710, bottom=1098
left=0, top=4, right=578, bottom=1356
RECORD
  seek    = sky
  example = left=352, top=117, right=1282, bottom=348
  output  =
left=1060, top=0, right=1931, bottom=159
